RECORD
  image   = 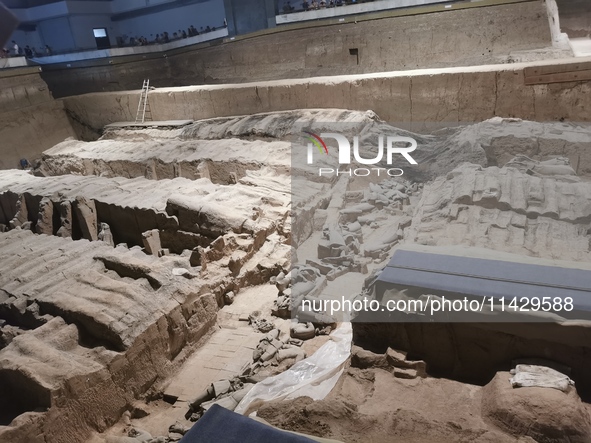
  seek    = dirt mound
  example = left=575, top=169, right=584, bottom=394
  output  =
left=258, top=367, right=516, bottom=443
left=482, top=371, right=591, bottom=443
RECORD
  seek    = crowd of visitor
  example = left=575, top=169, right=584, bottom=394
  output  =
left=1, top=41, right=52, bottom=58
left=2, top=20, right=227, bottom=59
left=118, top=21, right=227, bottom=48
left=283, top=0, right=376, bottom=13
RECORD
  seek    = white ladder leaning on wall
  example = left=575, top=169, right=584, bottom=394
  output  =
left=135, top=79, right=153, bottom=123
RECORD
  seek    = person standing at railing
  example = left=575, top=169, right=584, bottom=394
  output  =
left=11, top=40, right=18, bottom=56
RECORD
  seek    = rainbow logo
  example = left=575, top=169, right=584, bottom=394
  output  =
left=304, top=131, right=328, bottom=155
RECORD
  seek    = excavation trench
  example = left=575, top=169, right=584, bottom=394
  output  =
left=0, top=208, right=285, bottom=443
left=0, top=190, right=216, bottom=252
left=0, top=293, right=219, bottom=442
left=0, top=118, right=292, bottom=443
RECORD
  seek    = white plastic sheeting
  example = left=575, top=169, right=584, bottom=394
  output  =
left=510, top=364, right=575, bottom=392
left=234, top=322, right=353, bottom=415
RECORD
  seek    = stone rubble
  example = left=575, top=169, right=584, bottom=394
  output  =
left=350, top=345, right=428, bottom=379
left=178, top=324, right=313, bottom=430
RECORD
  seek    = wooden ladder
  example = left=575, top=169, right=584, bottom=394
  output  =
left=135, top=79, right=152, bottom=123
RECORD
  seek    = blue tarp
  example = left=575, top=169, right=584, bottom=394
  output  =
left=180, top=404, right=317, bottom=443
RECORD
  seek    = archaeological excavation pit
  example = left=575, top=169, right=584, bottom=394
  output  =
left=1, top=0, right=591, bottom=442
